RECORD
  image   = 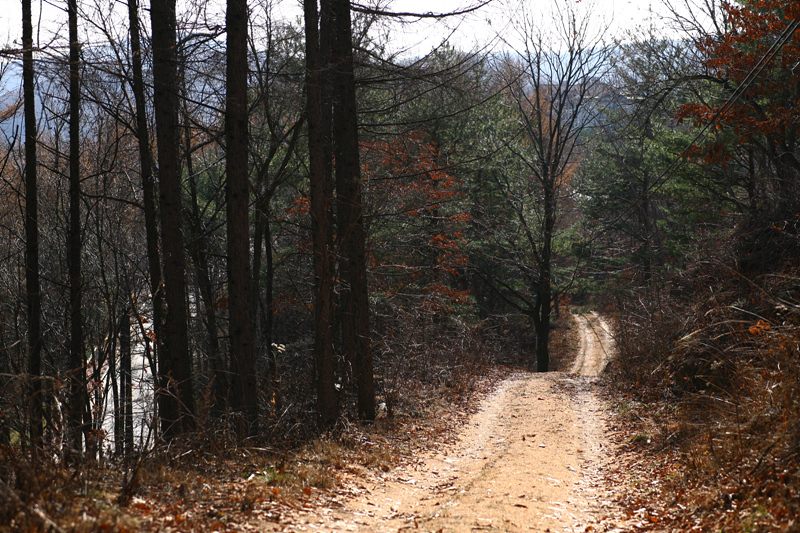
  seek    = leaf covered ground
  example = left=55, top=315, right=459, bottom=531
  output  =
left=2, top=312, right=586, bottom=533
left=1, top=366, right=517, bottom=533
left=599, top=221, right=800, bottom=533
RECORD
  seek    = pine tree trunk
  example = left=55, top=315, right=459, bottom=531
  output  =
left=226, top=0, right=258, bottom=436
left=305, top=0, right=338, bottom=428
left=150, top=0, right=195, bottom=438
left=22, top=0, right=44, bottom=451
left=331, top=0, right=374, bottom=420
left=67, top=0, right=88, bottom=458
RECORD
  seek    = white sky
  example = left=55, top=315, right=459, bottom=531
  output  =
left=0, top=0, right=691, bottom=59
left=376, top=0, right=664, bottom=53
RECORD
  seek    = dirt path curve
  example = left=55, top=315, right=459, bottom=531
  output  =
left=571, top=313, right=614, bottom=377
left=280, top=313, right=625, bottom=532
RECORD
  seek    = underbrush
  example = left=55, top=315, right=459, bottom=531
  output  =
left=0, top=312, right=522, bottom=532
left=607, top=218, right=800, bottom=532
left=550, top=311, right=582, bottom=372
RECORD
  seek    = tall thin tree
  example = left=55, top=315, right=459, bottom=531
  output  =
left=67, top=0, right=89, bottom=458
left=495, top=1, right=609, bottom=371
left=119, top=305, right=133, bottom=455
left=150, top=0, right=195, bottom=437
left=304, top=0, right=338, bottom=427
left=331, top=0, right=374, bottom=420
left=226, top=0, right=258, bottom=435
left=22, top=0, right=44, bottom=451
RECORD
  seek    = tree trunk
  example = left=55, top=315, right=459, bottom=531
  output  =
left=536, top=176, right=555, bottom=373
left=185, top=137, right=226, bottom=416
left=67, top=0, right=88, bottom=458
left=226, top=0, right=258, bottom=436
left=304, top=0, right=338, bottom=428
left=150, top=0, right=195, bottom=438
left=119, top=307, right=133, bottom=456
left=533, top=298, right=550, bottom=372
left=22, top=0, right=44, bottom=452
left=0, top=305, right=8, bottom=446
left=127, top=0, right=169, bottom=438
left=112, top=336, right=121, bottom=454
left=331, top=0, right=374, bottom=420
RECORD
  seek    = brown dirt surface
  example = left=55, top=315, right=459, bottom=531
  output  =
left=263, top=312, right=629, bottom=532
left=24, top=313, right=625, bottom=533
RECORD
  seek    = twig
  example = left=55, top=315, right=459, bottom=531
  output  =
left=747, top=433, right=786, bottom=477
left=0, top=478, right=67, bottom=533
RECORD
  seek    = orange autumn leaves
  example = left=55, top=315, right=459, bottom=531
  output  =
left=362, top=132, right=462, bottom=216
left=277, top=131, right=471, bottom=315
left=677, top=1, right=800, bottom=162
left=364, top=132, right=471, bottom=314
left=749, top=319, right=771, bottom=336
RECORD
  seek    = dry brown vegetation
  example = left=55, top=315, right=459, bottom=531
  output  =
left=0, top=345, right=518, bottom=532
left=603, top=214, right=800, bottom=532
left=0, top=313, right=583, bottom=533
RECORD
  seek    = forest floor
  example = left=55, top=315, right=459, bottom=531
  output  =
left=257, top=312, right=630, bottom=532
left=7, top=313, right=647, bottom=533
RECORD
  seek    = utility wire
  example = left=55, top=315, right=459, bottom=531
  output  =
left=581, top=16, right=800, bottom=253
left=644, top=17, right=800, bottom=196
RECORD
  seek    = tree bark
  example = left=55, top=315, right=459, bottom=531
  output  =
left=226, top=0, right=258, bottom=436
left=150, top=0, right=195, bottom=438
left=535, top=175, right=554, bottom=373
left=304, top=0, right=338, bottom=428
left=119, top=307, right=133, bottom=456
left=331, top=0, right=374, bottom=420
left=22, top=0, right=44, bottom=451
left=127, top=0, right=169, bottom=437
left=67, top=0, right=89, bottom=458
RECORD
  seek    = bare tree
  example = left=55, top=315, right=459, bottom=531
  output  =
left=489, top=1, right=610, bottom=371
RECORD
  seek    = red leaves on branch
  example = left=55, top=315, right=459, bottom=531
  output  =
left=284, top=195, right=311, bottom=218
left=362, top=130, right=471, bottom=314
left=362, top=131, right=464, bottom=215
left=677, top=1, right=800, bottom=163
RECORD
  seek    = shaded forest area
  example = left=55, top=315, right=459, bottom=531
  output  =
left=1, top=0, right=799, bottom=531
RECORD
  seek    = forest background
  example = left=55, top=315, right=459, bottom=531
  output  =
left=1, top=0, right=799, bottom=531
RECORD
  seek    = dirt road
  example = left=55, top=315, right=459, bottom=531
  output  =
left=280, top=312, right=623, bottom=532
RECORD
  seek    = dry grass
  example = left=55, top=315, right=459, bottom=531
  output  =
left=605, top=232, right=800, bottom=532
left=550, top=311, right=582, bottom=372
left=0, top=358, right=511, bottom=533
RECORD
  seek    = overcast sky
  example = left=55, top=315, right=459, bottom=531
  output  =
left=0, top=0, right=688, bottom=59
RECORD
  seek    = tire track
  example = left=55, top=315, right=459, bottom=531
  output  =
left=271, top=313, right=625, bottom=532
